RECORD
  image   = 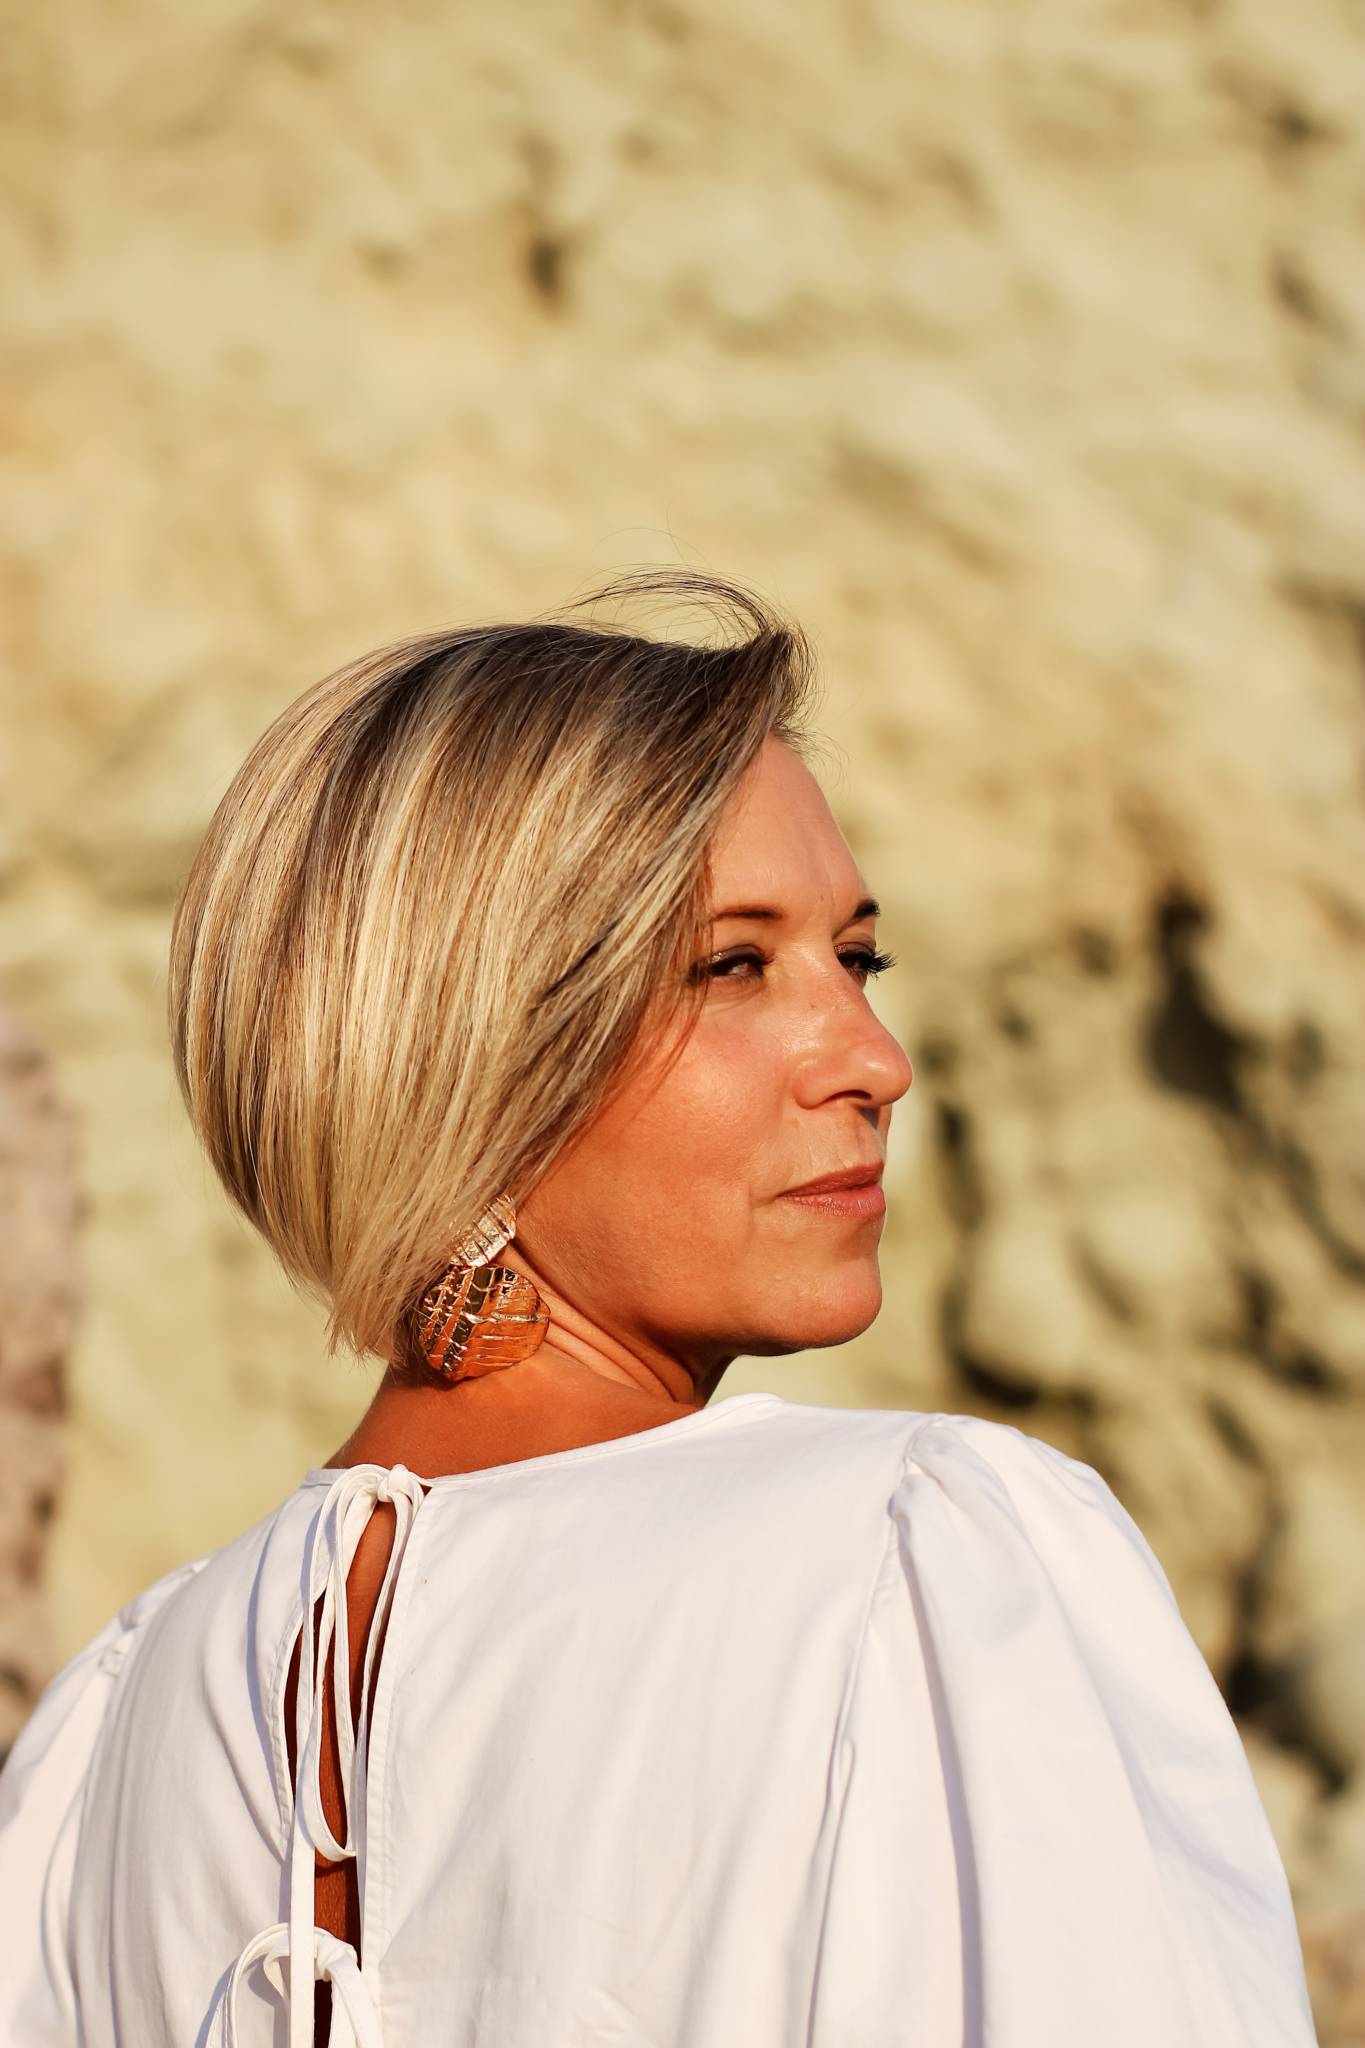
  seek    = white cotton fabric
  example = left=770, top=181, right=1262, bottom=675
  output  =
left=0, top=1391, right=1319, bottom=2046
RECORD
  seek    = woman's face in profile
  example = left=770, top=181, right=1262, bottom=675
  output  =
left=517, top=736, right=915, bottom=1386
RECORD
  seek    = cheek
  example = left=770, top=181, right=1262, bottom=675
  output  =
left=519, top=1012, right=790, bottom=1291
left=572, top=1017, right=785, bottom=1243
left=624, top=1018, right=783, bottom=1189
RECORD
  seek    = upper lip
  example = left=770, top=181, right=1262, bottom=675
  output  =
left=781, top=1163, right=885, bottom=1196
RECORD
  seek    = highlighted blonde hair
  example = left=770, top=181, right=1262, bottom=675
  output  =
left=167, top=569, right=821, bottom=1372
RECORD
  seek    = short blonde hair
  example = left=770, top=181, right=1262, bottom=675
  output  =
left=167, top=569, right=821, bottom=1371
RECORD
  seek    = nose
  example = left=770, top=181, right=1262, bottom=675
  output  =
left=790, top=983, right=914, bottom=1115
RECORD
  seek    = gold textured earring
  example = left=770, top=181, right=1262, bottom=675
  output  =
left=410, top=1192, right=550, bottom=1382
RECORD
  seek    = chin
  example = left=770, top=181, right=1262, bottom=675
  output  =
left=749, top=1263, right=885, bottom=1355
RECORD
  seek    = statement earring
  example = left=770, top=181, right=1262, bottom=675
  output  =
left=410, top=1191, right=550, bottom=1382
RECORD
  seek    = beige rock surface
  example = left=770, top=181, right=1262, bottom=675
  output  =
left=0, top=1006, right=79, bottom=1756
left=2, top=0, right=1364, bottom=2031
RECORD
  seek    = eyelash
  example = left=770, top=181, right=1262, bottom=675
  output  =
left=690, top=945, right=898, bottom=987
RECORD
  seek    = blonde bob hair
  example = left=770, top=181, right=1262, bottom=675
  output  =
left=167, top=569, right=822, bottom=1374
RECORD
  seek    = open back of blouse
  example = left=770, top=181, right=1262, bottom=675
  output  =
left=0, top=1392, right=1320, bottom=2046
left=280, top=1480, right=404, bottom=2043
left=275, top=1463, right=425, bottom=2046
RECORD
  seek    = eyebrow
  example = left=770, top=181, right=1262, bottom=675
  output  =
left=710, top=895, right=880, bottom=927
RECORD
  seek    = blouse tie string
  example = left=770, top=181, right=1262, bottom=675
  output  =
left=212, top=1922, right=383, bottom=2048
left=206, top=1461, right=429, bottom=2047
left=287, top=1461, right=428, bottom=2046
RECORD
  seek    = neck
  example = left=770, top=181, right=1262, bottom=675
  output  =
left=321, top=1244, right=732, bottom=1477
left=323, top=1351, right=699, bottom=1477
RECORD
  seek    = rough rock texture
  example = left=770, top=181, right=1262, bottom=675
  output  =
left=1, top=0, right=1363, bottom=2031
left=0, top=1006, right=78, bottom=1758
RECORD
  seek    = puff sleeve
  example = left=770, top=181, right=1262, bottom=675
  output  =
left=810, top=1413, right=1319, bottom=2047
left=0, top=1558, right=205, bottom=2047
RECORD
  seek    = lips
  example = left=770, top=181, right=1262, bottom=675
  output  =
left=781, top=1164, right=884, bottom=1197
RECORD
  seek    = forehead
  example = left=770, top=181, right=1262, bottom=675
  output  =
left=707, top=738, right=867, bottom=904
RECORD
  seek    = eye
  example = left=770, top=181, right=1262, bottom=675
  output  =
left=688, top=947, right=769, bottom=985
left=840, top=945, right=898, bottom=983
left=687, top=945, right=897, bottom=987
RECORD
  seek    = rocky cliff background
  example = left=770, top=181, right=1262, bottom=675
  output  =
left=2, top=0, right=1364, bottom=2034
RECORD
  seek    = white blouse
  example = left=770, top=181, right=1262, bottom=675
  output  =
left=0, top=1391, right=1319, bottom=2046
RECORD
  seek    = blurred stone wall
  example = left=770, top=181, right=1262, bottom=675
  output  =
left=0, top=1007, right=78, bottom=1757
left=2, top=0, right=1364, bottom=2034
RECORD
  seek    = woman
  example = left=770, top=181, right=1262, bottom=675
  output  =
left=0, top=570, right=1317, bottom=2046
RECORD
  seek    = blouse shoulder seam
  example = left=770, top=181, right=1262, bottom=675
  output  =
left=896, top=1408, right=951, bottom=1478
left=98, top=1555, right=211, bottom=1673
left=834, top=1411, right=941, bottom=1749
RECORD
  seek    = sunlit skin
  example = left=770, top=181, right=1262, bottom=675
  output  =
left=326, top=734, right=914, bottom=1474
left=304, top=733, right=916, bottom=1958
